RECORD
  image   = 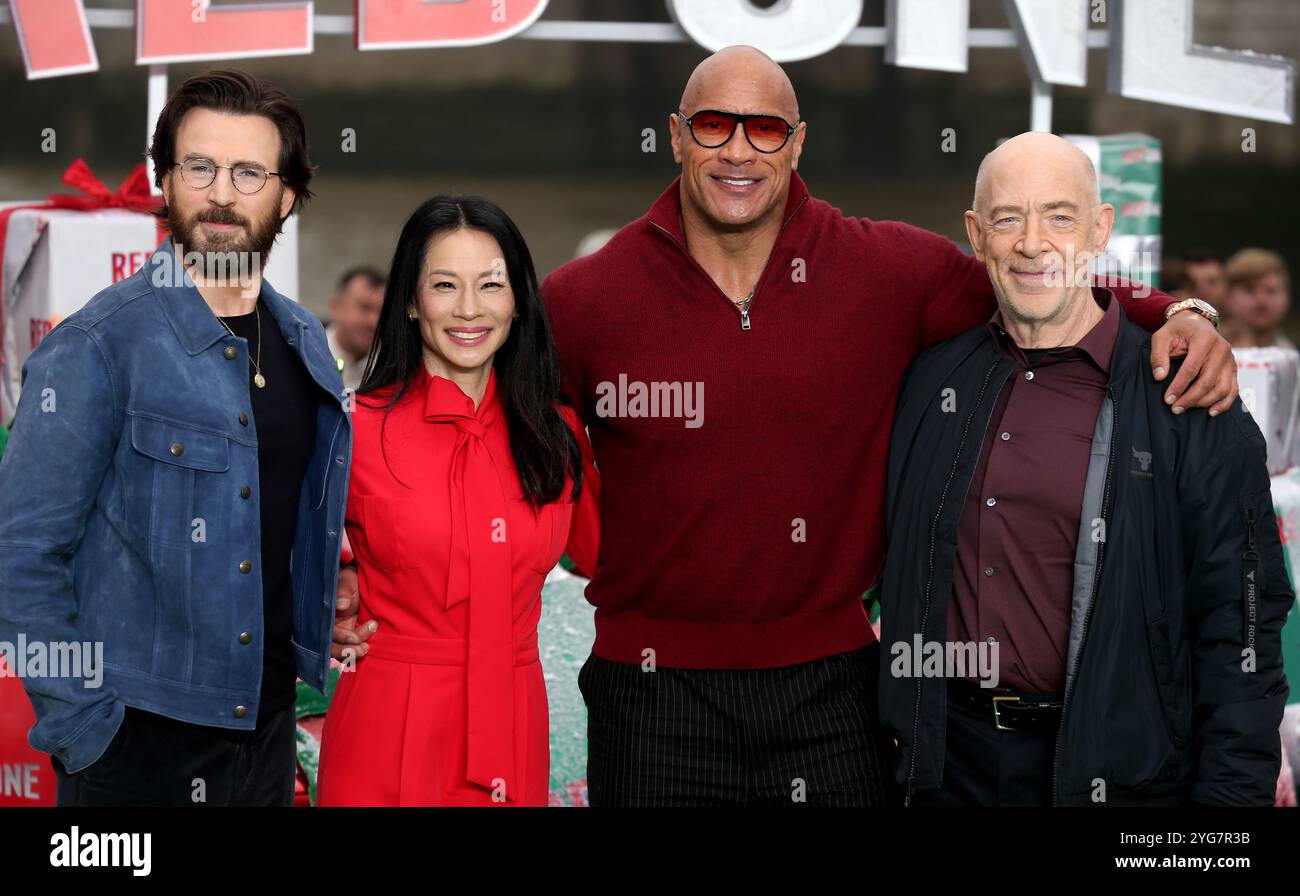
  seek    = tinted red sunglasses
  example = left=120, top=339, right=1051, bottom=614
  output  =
left=677, top=109, right=801, bottom=153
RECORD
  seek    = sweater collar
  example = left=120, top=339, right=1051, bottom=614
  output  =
left=645, top=171, right=811, bottom=244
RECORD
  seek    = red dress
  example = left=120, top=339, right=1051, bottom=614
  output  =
left=317, top=366, right=598, bottom=806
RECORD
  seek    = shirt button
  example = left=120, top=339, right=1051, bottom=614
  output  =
left=240, top=486, right=251, bottom=499
left=239, top=560, right=252, bottom=574
left=986, top=496, right=997, bottom=507
left=233, top=705, right=247, bottom=719
left=1025, top=371, right=1035, bottom=381
left=986, top=636, right=997, bottom=645
left=169, top=442, right=183, bottom=457
left=984, top=566, right=995, bottom=577
left=238, top=413, right=248, bottom=426
left=1000, top=431, right=1010, bottom=441
left=224, top=346, right=237, bottom=360
left=238, top=631, right=252, bottom=645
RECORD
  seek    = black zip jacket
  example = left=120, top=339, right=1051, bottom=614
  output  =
left=879, top=305, right=1292, bottom=806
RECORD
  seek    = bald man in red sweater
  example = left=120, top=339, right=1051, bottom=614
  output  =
left=335, top=46, right=1237, bottom=807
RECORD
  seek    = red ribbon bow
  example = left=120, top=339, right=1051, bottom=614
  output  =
left=45, top=159, right=162, bottom=216
left=422, top=369, right=519, bottom=801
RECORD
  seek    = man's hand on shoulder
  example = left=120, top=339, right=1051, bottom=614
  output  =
left=1150, top=310, right=1238, bottom=417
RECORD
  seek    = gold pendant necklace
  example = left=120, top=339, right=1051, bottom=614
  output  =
left=218, top=301, right=267, bottom=389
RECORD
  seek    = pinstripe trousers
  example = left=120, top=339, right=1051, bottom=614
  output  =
left=579, top=642, right=895, bottom=806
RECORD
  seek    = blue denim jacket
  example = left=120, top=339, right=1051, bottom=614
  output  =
left=0, top=242, right=351, bottom=772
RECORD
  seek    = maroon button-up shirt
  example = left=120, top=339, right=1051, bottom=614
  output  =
left=947, top=288, right=1120, bottom=695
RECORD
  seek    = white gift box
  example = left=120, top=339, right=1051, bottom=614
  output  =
left=1234, top=346, right=1300, bottom=475
left=1, top=204, right=298, bottom=424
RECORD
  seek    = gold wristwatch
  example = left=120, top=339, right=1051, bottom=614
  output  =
left=1164, top=297, right=1220, bottom=330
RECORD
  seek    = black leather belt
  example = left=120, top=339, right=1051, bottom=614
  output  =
left=948, top=678, right=1063, bottom=734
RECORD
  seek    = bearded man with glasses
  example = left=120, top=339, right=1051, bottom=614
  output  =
left=0, top=70, right=350, bottom=806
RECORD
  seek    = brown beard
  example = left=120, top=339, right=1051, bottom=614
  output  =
left=166, top=192, right=283, bottom=282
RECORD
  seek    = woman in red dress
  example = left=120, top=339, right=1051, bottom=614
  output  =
left=317, top=196, right=598, bottom=806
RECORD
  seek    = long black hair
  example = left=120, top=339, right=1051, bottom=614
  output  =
left=357, top=194, right=582, bottom=508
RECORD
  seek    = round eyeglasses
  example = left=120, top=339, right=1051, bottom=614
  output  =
left=173, top=158, right=282, bottom=195
left=678, top=109, right=801, bottom=154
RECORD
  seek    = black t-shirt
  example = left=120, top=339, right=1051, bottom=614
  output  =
left=218, top=302, right=319, bottom=724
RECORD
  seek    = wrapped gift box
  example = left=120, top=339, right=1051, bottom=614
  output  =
left=2, top=162, right=299, bottom=424
left=1235, top=346, right=1300, bottom=475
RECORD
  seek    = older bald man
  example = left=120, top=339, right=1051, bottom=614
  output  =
left=879, top=133, right=1290, bottom=807
left=334, top=47, right=1239, bottom=807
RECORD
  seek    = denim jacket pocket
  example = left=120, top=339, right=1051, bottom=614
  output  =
left=127, top=413, right=232, bottom=547
left=129, top=414, right=230, bottom=472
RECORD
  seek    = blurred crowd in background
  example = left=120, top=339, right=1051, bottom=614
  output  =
left=1165, top=247, right=1294, bottom=350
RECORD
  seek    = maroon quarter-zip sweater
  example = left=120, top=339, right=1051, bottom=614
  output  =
left=541, top=172, right=1173, bottom=670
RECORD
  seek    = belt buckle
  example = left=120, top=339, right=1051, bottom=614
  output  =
left=991, top=694, right=1020, bottom=731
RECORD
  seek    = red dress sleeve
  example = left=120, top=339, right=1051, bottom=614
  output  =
left=560, top=405, right=600, bottom=579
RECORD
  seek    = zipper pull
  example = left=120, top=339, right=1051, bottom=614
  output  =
left=740, top=306, right=751, bottom=331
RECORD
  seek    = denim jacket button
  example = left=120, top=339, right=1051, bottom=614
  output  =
left=240, top=486, right=251, bottom=499
left=169, top=442, right=183, bottom=457
left=223, top=346, right=237, bottom=360
left=239, top=560, right=252, bottom=574
left=233, top=706, right=247, bottom=719
left=238, top=413, right=248, bottom=427
left=238, top=631, right=252, bottom=645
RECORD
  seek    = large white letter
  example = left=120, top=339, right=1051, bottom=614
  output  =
left=1003, top=0, right=1087, bottom=87
left=1109, top=0, right=1294, bottom=124
left=667, top=0, right=861, bottom=63
left=885, top=0, right=968, bottom=72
